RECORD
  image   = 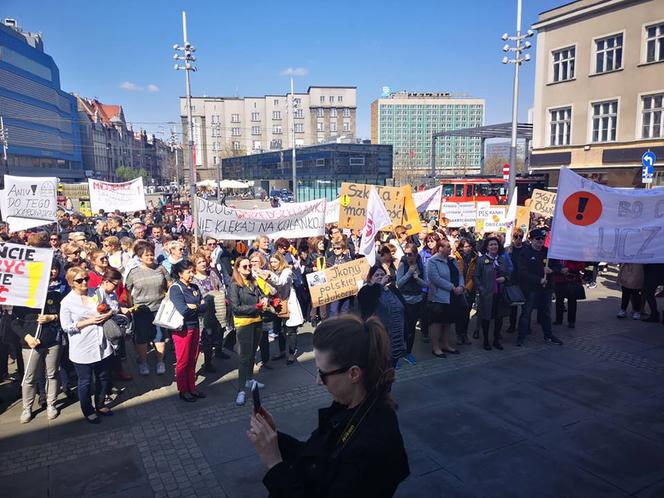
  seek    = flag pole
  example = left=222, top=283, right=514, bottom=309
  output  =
left=20, top=304, right=46, bottom=387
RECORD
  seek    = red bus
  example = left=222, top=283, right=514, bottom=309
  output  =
left=431, top=176, right=549, bottom=205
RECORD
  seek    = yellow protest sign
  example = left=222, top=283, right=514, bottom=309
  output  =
left=338, top=183, right=405, bottom=231
left=529, top=189, right=557, bottom=217
left=400, top=185, right=423, bottom=235
left=516, top=206, right=530, bottom=232
left=306, top=258, right=370, bottom=308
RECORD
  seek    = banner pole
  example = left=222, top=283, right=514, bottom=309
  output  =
left=20, top=304, right=46, bottom=388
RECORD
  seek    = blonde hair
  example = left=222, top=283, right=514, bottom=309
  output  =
left=269, top=252, right=288, bottom=273
left=65, top=266, right=88, bottom=286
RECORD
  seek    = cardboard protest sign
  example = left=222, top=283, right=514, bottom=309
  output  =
left=475, top=204, right=507, bottom=233
left=549, top=168, right=664, bottom=263
left=197, top=197, right=326, bottom=240
left=400, top=185, right=423, bottom=235
left=440, top=202, right=477, bottom=227
left=516, top=206, right=530, bottom=232
left=306, top=257, right=370, bottom=308
left=88, top=178, right=147, bottom=214
left=338, top=183, right=405, bottom=231
left=0, top=243, right=52, bottom=309
left=3, top=175, right=58, bottom=223
left=529, top=189, right=557, bottom=217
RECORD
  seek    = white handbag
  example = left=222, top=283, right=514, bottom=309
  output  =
left=153, top=284, right=184, bottom=330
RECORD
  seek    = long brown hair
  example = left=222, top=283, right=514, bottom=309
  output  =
left=231, top=257, right=253, bottom=287
left=313, top=315, right=394, bottom=402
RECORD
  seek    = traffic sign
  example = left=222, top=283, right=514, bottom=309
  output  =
left=502, top=163, right=510, bottom=181
left=642, top=151, right=656, bottom=184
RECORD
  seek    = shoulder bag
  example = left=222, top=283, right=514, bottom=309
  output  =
left=153, top=284, right=184, bottom=330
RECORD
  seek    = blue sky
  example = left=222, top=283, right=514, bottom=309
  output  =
left=3, top=0, right=563, bottom=140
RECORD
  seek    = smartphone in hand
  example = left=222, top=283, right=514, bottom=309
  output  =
left=252, top=382, right=261, bottom=414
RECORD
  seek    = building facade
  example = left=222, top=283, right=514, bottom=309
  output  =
left=531, top=0, right=664, bottom=187
left=371, top=91, right=485, bottom=183
left=179, top=86, right=357, bottom=182
left=221, top=143, right=392, bottom=201
left=0, top=19, right=83, bottom=180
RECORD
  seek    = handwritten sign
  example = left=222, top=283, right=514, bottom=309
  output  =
left=440, top=202, right=477, bottom=227
left=198, top=197, right=326, bottom=240
left=307, top=258, right=370, bottom=307
left=530, top=189, right=557, bottom=217
left=475, top=205, right=507, bottom=233
left=338, top=183, right=405, bottom=231
left=88, top=178, right=147, bottom=213
left=4, top=175, right=58, bottom=222
left=0, top=243, right=52, bottom=309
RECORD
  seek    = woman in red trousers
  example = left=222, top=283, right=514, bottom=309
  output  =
left=169, top=260, right=206, bottom=402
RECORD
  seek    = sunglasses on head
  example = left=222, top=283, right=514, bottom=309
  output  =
left=74, top=277, right=89, bottom=284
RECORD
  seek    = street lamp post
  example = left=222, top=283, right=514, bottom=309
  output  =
left=501, top=0, right=533, bottom=203
left=173, top=10, right=198, bottom=241
left=290, top=77, right=298, bottom=202
left=168, top=127, right=180, bottom=186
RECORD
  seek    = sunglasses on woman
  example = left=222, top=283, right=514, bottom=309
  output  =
left=318, top=366, right=350, bottom=385
left=239, top=264, right=250, bottom=269
left=73, top=277, right=89, bottom=284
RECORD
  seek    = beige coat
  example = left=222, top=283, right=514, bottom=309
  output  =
left=617, top=264, right=644, bottom=290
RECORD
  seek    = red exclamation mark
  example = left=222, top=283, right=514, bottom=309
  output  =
left=576, top=197, right=589, bottom=221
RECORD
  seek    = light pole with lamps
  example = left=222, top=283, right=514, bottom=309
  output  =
left=289, top=77, right=298, bottom=202
left=501, top=0, right=533, bottom=203
left=173, top=10, right=199, bottom=241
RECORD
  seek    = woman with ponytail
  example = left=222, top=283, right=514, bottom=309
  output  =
left=247, top=314, right=409, bottom=497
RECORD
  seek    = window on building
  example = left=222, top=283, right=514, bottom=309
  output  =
left=338, top=96, right=343, bottom=103
left=211, top=114, right=220, bottom=124
left=320, top=96, right=325, bottom=103
left=213, top=156, right=219, bottom=165
left=317, top=122, right=324, bottom=132
left=330, top=122, right=337, bottom=132
left=231, top=127, right=241, bottom=136
left=646, top=22, right=664, bottom=63
left=549, top=107, right=572, bottom=146
left=595, top=34, right=623, bottom=73
left=343, top=121, right=350, bottom=132
left=274, top=99, right=279, bottom=106
left=272, top=111, right=281, bottom=120
left=252, top=140, right=261, bottom=150
left=591, top=100, right=618, bottom=142
left=349, top=157, right=365, bottom=167
left=294, top=109, right=304, bottom=118
left=232, top=141, right=241, bottom=151
left=343, top=108, right=351, bottom=117
left=270, top=139, right=282, bottom=150
left=329, top=96, right=335, bottom=103
left=317, top=108, right=324, bottom=118
left=252, top=126, right=261, bottom=135
left=294, top=98, right=301, bottom=105
left=642, top=93, right=663, bottom=139
left=330, top=108, right=337, bottom=118
left=552, top=46, right=575, bottom=82
left=251, top=112, right=260, bottom=121
left=316, top=158, right=326, bottom=167
left=273, top=125, right=283, bottom=134
left=231, top=113, right=240, bottom=123
left=294, top=123, right=304, bottom=133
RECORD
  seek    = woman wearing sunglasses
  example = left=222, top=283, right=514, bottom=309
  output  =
left=247, top=315, right=409, bottom=497
left=59, top=266, right=115, bottom=424
left=229, top=257, right=268, bottom=406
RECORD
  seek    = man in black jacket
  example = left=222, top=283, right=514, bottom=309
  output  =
left=517, top=228, right=563, bottom=347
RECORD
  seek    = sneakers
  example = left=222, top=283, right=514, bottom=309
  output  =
left=138, top=362, right=150, bottom=376
left=47, top=405, right=59, bottom=420
left=402, top=353, right=417, bottom=365
left=246, top=380, right=264, bottom=390
left=235, top=391, right=246, bottom=406
left=545, top=335, right=564, bottom=345
left=155, top=362, right=166, bottom=375
left=587, top=282, right=597, bottom=289
left=631, top=312, right=642, bottom=320
left=616, top=310, right=627, bottom=319
left=20, top=407, right=32, bottom=424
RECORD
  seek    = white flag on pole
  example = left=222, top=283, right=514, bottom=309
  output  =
left=359, top=187, right=392, bottom=266
left=503, top=193, right=518, bottom=247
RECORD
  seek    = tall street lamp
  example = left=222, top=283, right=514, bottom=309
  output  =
left=501, top=0, right=533, bottom=203
left=173, top=10, right=198, bottom=241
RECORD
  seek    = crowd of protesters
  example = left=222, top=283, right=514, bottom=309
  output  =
left=1, top=196, right=663, bottom=427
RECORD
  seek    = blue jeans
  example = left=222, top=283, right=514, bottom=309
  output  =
left=518, top=289, right=553, bottom=340
left=73, top=356, right=111, bottom=417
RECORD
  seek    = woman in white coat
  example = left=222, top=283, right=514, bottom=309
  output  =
left=267, top=252, right=304, bottom=365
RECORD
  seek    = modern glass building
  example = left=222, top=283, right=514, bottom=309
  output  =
left=0, top=19, right=83, bottom=180
left=222, top=143, right=393, bottom=201
left=371, top=91, right=484, bottom=183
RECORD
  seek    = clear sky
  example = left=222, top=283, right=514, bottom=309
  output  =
left=3, top=0, right=563, bottom=140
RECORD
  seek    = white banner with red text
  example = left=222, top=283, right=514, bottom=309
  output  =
left=88, top=178, right=147, bottom=214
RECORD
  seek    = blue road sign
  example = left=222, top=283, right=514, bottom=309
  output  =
left=642, top=151, right=656, bottom=168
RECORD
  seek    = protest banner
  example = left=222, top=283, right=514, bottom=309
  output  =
left=338, top=183, right=405, bottom=231
left=3, top=175, right=58, bottom=223
left=88, top=178, right=147, bottom=214
left=325, top=198, right=340, bottom=224
left=413, top=186, right=442, bottom=212
left=440, top=201, right=477, bottom=227
left=197, top=197, right=326, bottom=240
left=549, top=168, right=664, bottom=263
left=475, top=204, right=507, bottom=233
left=306, top=257, right=370, bottom=308
left=529, top=189, right=557, bottom=217
left=0, top=243, right=52, bottom=309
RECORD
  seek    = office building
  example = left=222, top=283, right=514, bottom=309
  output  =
left=531, top=0, right=664, bottom=187
left=179, top=86, right=357, bottom=182
left=221, top=143, right=392, bottom=201
left=371, top=91, right=485, bottom=182
left=0, top=19, right=83, bottom=179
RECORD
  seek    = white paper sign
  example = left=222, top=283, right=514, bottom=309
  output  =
left=325, top=198, right=340, bottom=225
left=88, top=178, right=147, bottom=214
left=0, top=243, right=53, bottom=309
left=441, top=201, right=477, bottom=227
left=197, top=197, right=326, bottom=240
left=549, top=168, right=664, bottom=263
left=476, top=205, right=508, bottom=233
left=3, top=175, right=58, bottom=222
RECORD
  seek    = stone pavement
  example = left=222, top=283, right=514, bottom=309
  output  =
left=1, top=271, right=664, bottom=497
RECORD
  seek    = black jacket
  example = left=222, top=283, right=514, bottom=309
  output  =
left=12, top=291, right=64, bottom=349
left=263, top=398, right=409, bottom=498
left=229, top=280, right=263, bottom=319
left=518, top=244, right=560, bottom=292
